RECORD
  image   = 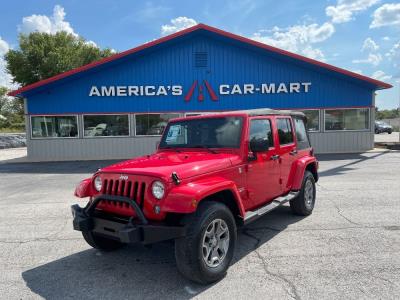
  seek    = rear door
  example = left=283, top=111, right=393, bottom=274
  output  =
left=293, top=116, right=311, bottom=159
left=245, top=117, right=281, bottom=209
left=276, top=117, right=297, bottom=193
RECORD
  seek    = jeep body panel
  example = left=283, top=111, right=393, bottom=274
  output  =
left=73, top=108, right=318, bottom=223
left=162, top=177, right=245, bottom=216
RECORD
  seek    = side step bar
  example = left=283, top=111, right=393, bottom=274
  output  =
left=243, top=191, right=299, bottom=225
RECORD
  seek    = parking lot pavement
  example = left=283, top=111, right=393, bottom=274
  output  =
left=375, top=132, right=400, bottom=143
left=0, top=147, right=27, bottom=163
left=0, top=150, right=399, bottom=299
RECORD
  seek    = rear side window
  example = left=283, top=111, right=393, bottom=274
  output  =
left=276, top=118, right=294, bottom=145
left=294, top=117, right=310, bottom=149
left=249, top=119, right=274, bottom=148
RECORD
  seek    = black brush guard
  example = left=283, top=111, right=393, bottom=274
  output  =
left=71, top=195, right=185, bottom=244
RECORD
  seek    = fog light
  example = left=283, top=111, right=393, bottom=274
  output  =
left=154, top=205, right=161, bottom=214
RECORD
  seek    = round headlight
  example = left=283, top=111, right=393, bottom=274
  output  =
left=94, top=176, right=102, bottom=192
left=152, top=181, right=165, bottom=200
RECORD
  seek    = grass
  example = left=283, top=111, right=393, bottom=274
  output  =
left=0, top=128, right=25, bottom=133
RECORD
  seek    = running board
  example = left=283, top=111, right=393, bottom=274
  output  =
left=243, top=191, right=299, bottom=225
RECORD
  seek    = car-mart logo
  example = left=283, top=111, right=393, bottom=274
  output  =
left=184, top=80, right=218, bottom=101
left=88, top=81, right=311, bottom=100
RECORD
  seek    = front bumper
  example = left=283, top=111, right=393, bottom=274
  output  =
left=71, top=194, right=185, bottom=244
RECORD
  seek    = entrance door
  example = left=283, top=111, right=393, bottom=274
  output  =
left=245, top=117, right=281, bottom=209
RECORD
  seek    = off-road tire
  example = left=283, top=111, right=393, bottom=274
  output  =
left=290, top=170, right=316, bottom=216
left=175, top=202, right=237, bottom=284
left=82, top=231, right=125, bottom=251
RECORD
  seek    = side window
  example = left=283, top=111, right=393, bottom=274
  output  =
left=276, top=118, right=294, bottom=145
left=294, top=117, right=310, bottom=149
left=249, top=119, right=274, bottom=148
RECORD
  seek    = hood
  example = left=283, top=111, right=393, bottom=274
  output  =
left=99, top=151, right=240, bottom=181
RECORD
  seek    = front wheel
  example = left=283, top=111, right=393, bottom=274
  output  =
left=290, top=170, right=316, bottom=216
left=175, top=202, right=237, bottom=284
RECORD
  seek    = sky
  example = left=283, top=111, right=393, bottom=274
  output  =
left=0, top=0, right=399, bottom=109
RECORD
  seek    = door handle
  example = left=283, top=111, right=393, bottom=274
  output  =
left=270, top=154, right=280, bottom=161
left=289, top=149, right=298, bottom=156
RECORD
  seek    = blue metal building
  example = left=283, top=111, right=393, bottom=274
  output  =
left=10, top=24, right=391, bottom=161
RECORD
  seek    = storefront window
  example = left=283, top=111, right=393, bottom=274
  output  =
left=325, top=108, right=369, bottom=131
left=83, top=115, right=129, bottom=137
left=135, top=113, right=180, bottom=136
left=301, top=110, right=320, bottom=131
left=31, top=116, right=78, bottom=138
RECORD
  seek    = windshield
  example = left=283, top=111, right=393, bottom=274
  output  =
left=159, top=116, right=243, bottom=149
left=376, top=121, right=388, bottom=125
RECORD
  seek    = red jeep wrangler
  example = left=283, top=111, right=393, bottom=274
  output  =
left=72, top=109, right=318, bottom=284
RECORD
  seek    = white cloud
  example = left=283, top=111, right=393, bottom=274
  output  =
left=135, top=2, right=171, bottom=21
left=382, top=36, right=390, bottom=41
left=85, top=40, right=97, bottom=47
left=352, top=53, right=382, bottom=66
left=386, top=40, right=400, bottom=67
left=372, top=70, right=392, bottom=81
left=326, top=0, right=380, bottom=23
left=251, top=22, right=335, bottom=61
left=161, top=17, right=197, bottom=36
left=370, top=3, right=400, bottom=28
left=353, top=37, right=382, bottom=66
left=0, top=38, right=9, bottom=56
left=0, top=37, right=15, bottom=89
left=362, top=37, right=379, bottom=52
left=18, top=5, right=77, bottom=36
left=350, top=69, right=363, bottom=74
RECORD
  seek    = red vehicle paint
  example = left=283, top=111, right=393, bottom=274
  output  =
left=72, top=109, right=318, bottom=284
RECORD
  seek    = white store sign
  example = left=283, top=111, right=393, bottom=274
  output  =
left=88, top=82, right=311, bottom=97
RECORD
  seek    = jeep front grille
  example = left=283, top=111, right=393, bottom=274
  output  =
left=102, top=179, right=146, bottom=208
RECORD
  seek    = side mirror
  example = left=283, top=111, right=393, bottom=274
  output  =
left=250, top=137, right=269, bottom=152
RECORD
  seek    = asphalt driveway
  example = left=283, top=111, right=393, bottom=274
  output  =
left=0, top=150, right=399, bottom=299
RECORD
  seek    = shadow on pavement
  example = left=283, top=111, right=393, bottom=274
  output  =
left=0, top=151, right=390, bottom=175
left=0, top=160, right=120, bottom=174
left=317, top=151, right=389, bottom=177
left=22, top=206, right=303, bottom=299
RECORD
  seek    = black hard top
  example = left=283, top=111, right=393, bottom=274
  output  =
left=227, top=108, right=305, bottom=118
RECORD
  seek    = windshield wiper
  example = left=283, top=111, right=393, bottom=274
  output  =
left=192, top=145, right=218, bottom=154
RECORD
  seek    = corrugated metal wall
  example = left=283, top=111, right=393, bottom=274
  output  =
left=25, top=110, right=375, bottom=161
left=26, top=131, right=374, bottom=161
left=26, top=136, right=159, bottom=161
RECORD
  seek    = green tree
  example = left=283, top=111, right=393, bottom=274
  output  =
left=0, top=87, right=8, bottom=113
left=376, top=108, right=399, bottom=120
left=0, top=87, right=24, bottom=130
left=5, top=31, right=114, bottom=86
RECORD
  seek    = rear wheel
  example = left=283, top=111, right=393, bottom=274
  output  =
left=82, top=231, right=125, bottom=251
left=290, top=170, right=316, bottom=216
left=175, top=202, right=236, bottom=284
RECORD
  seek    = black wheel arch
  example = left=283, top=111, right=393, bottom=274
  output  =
left=306, top=162, right=319, bottom=183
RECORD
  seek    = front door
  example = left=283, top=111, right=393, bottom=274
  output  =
left=245, top=117, right=281, bottom=209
